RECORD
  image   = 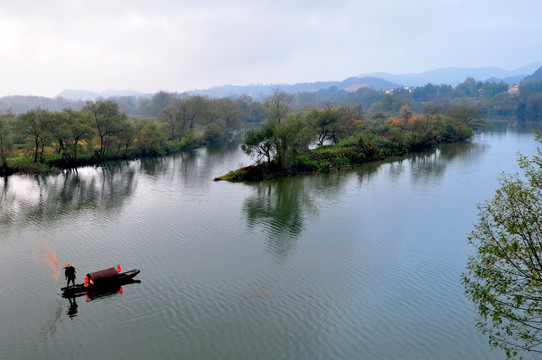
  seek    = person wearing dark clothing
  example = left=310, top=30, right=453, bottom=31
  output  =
left=65, top=264, right=76, bottom=288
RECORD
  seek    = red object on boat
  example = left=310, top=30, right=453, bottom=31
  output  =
left=86, top=267, right=120, bottom=286
left=117, top=265, right=121, bottom=273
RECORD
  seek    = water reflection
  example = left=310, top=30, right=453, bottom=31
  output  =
left=360, top=140, right=481, bottom=184
left=490, top=119, right=542, bottom=133
left=243, top=178, right=315, bottom=260
left=61, top=279, right=140, bottom=319
left=0, top=163, right=137, bottom=233
left=140, top=156, right=173, bottom=176
left=242, top=140, right=482, bottom=262
left=242, top=173, right=360, bottom=260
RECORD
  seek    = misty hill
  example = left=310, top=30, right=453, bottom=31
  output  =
left=57, top=89, right=149, bottom=101
left=53, top=63, right=542, bottom=102
left=3, top=61, right=540, bottom=114
left=359, top=62, right=542, bottom=87
left=522, top=66, right=542, bottom=83
left=188, top=77, right=400, bottom=99
left=0, top=95, right=85, bottom=113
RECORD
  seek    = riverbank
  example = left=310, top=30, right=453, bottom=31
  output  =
left=0, top=138, right=203, bottom=177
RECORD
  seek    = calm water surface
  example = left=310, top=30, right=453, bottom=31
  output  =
left=0, top=125, right=540, bottom=359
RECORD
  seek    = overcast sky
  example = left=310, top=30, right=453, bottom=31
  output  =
left=0, top=0, right=541, bottom=97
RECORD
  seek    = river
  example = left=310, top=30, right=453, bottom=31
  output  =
left=0, top=124, right=540, bottom=359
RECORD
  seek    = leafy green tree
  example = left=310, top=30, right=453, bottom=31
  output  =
left=272, top=114, right=313, bottom=169
left=0, top=111, right=14, bottom=169
left=308, top=105, right=347, bottom=145
left=247, top=101, right=267, bottom=123
left=83, top=100, right=127, bottom=155
left=412, top=83, right=440, bottom=102
left=369, top=93, right=409, bottom=114
left=525, top=93, right=542, bottom=120
left=481, top=81, right=509, bottom=99
left=520, top=81, right=542, bottom=96
left=457, top=77, right=480, bottom=97
left=160, top=104, right=181, bottom=140
left=243, top=90, right=313, bottom=170
left=463, top=133, right=542, bottom=358
left=215, top=97, right=243, bottom=135
left=184, top=95, right=209, bottom=129
left=49, top=111, right=70, bottom=154
left=111, top=119, right=136, bottom=154
left=346, top=87, right=384, bottom=110
left=167, top=95, right=209, bottom=143
left=448, top=104, right=487, bottom=131
left=139, top=121, right=166, bottom=151
left=242, top=122, right=275, bottom=164
left=422, top=103, right=446, bottom=118
left=488, top=93, right=518, bottom=117
left=63, top=109, right=95, bottom=161
left=149, top=90, right=176, bottom=116
left=18, top=107, right=51, bottom=163
left=203, top=120, right=227, bottom=144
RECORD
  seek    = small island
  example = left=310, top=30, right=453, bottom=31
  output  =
left=215, top=91, right=485, bottom=182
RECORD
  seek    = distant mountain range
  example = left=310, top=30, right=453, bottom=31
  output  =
left=187, top=77, right=400, bottom=99
left=358, top=62, right=542, bottom=87
left=57, top=89, right=148, bottom=101
left=522, top=66, right=542, bottom=83
left=56, top=62, right=542, bottom=101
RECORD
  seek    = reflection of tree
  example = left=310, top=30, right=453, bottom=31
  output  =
left=243, top=173, right=358, bottom=261
left=408, top=141, right=481, bottom=181
left=359, top=140, right=480, bottom=185
left=355, top=160, right=385, bottom=183
left=489, top=120, right=542, bottom=134
left=244, top=178, right=312, bottom=260
left=140, top=156, right=170, bottom=176
left=0, top=163, right=136, bottom=233
left=0, top=176, right=11, bottom=214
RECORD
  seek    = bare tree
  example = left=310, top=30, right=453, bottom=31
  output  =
left=265, top=88, right=292, bottom=124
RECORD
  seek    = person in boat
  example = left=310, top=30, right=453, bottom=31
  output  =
left=64, top=263, right=76, bottom=288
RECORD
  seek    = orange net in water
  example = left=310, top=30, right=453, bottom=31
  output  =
left=32, top=237, right=61, bottom=281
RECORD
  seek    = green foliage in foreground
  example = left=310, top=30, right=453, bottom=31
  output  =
left=462, top=133, right=542, bottom=359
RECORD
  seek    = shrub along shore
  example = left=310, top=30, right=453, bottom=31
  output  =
left=216, top=100, right=484, bottom=181
left=1, top=138, right=201, bottom=176
left=0, top=91, right=486, bottom=179
left=0, top=99, right=215, bottom=176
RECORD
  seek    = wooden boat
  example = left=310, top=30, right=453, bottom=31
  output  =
left=61, top=267, right=140, bottom=297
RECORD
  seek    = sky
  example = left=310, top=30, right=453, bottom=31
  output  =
left=0, top=0, right=541, bottom=97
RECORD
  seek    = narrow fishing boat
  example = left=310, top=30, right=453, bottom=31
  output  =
left=61, top=265, right=140, bottom=296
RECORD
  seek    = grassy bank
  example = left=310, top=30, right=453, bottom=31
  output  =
left=216, top=114, right=475, bottom=182
left=0, top=137, right=204, bottom=177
